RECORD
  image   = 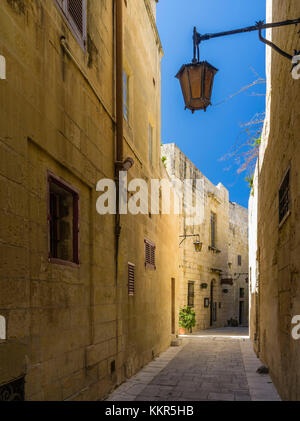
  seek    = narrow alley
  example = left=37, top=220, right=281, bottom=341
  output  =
left=107, top=328, right=280, bottom=402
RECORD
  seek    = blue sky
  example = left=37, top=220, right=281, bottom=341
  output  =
left=157, top=0, right=266, bottom=208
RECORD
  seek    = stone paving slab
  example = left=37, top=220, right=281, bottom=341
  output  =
left=106, top=328, right=281, bottom=402
left=240, top=339, right=281, bottom=401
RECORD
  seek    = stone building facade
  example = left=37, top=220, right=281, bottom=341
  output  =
left=249, top=0, right=300, bottom=401
left=162, top=143, right=248, bottom=331
left=0, top=0, right=180, bottom=401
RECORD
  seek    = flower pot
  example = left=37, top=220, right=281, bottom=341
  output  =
left=179, top=327, right=186, bottom=335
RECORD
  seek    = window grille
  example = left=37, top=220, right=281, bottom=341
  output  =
left=56, top=0, right=86, bottom=46
left=128, top=263, right=135, bottom=296
left=145, top=239, right=156, bottom=269
left=279, top=168, right=290, bottom=224
left=0, top=377, right=25, bottom=401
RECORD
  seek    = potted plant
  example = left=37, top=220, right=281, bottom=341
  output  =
left=179, top=306, right=196, bottom=334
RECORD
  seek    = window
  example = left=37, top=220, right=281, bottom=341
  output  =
left=187, top=282, right=195, bottom=307
left=123, top=70, right=129, bottom=122
left=148, top=124, right=153, bottom=165
left=56, top=0, right=87, bottom=47
left=238, top=255, right=242, bottom=266
left=128, top=263, right=135, bottom=296
left=240, top=288, right=245, bottom=298
left=210, top=212, right=216, bottom=248
left=48, top=173, right=79, bottom=265
left=213, top=302, right=217, bottom=322
left=145, top=239, right=156, bottom=270
left=279, top=168, right=290, bottom=224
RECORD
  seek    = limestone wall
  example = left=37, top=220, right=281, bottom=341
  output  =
left=0, top=0, right=179, bottom=401
left=162, top=143, right=248, bottom=330
left=249, top=0, right=300, bottom=401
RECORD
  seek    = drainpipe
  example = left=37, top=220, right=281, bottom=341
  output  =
left=115, top=0, right=123, bottom=376
left=116, top=0, right=124, bottom=167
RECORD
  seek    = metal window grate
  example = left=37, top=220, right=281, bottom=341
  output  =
left=0, top=377, right=25, bottom=401
left=145, top=239, right=156, bottom=269
left=279, top=168, right=290, bottom=224
left=128, top=263, right=135, bottom=296
left=68, top=0, right=84, bottom=34
left=56, top=0, right=86, bottom=45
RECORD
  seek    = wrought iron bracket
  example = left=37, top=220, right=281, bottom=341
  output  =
left=257, top=22, right=297, bottom=61
left=179, top=233, right=200, bottom=246
left=193, top=18, right=300, bottom=63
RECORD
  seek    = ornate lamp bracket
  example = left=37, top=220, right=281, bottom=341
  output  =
left=193, top=18, right=300, bottom=63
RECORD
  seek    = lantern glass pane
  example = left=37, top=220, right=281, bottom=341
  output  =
left=204, top=68, right=214, bottom=99
left=179, top=69, right=191, bottom=105
left=189, top=66, right=203, bottom=99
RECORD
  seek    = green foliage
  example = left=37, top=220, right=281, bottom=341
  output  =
left=179, top=306, right=196, bottom=332
left=252, top=135, right=261, bottom=147
left=245, top=173, right=254, bottom=196
left=161, top=156, right=167, bottom=168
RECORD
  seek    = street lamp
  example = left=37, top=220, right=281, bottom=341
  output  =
left=177, top=18, right=300, bottom=113
left=176, top=28, right=218, bottom=113
left=179, top=234, right=202, bottom=252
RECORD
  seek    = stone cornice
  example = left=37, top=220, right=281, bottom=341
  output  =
left=144, top=0, right=163, bottom=55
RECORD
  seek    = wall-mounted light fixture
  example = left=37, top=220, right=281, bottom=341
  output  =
left=177, top=18, right=300, bottom=112
left=179, top=234, right=202, bottom=252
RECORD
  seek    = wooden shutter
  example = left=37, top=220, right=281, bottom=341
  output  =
left=188, top=281, right=194, bottom=307
left=144, top=239, right=156, bottom=269
left=67, top=0, right=84, bottom=35
left=128, top=263, right=135, bottom=296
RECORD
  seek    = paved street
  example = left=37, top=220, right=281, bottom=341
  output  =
left=107, top=328, right=280, bottom=401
